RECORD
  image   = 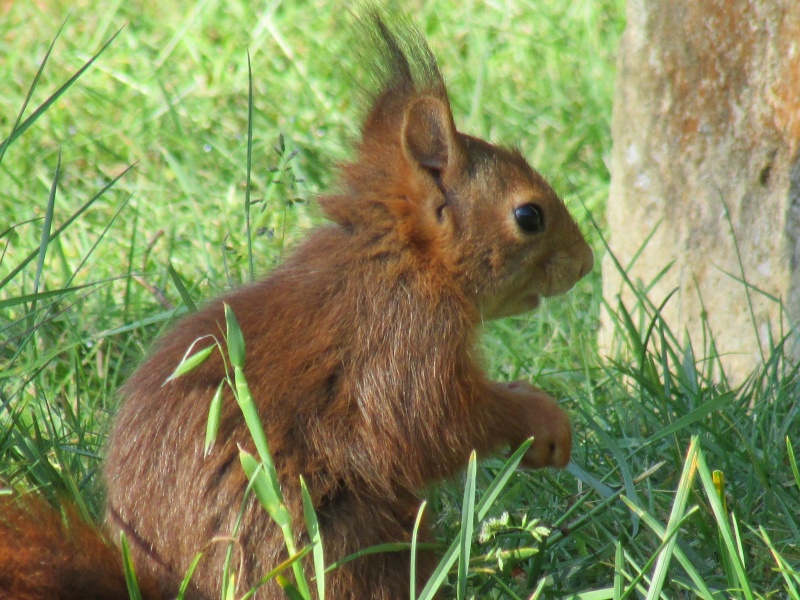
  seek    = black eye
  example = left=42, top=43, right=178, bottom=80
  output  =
left=514, top=203, right=545, bottom=233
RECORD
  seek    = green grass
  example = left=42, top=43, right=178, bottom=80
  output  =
left=2, top=0, right=799, bottom=598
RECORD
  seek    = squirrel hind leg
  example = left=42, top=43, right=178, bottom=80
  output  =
left=313, top=495, right=436, bottom=600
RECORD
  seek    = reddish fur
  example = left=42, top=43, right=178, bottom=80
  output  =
left=0, top=10, right=593, bottom=600
left=0, top=495, right=159, bottom=600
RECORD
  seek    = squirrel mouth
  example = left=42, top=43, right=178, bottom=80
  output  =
left=481, top=292, right=540, bottom=320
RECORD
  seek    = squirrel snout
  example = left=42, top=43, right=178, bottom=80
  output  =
left=578, top=243, right=594, bottom=280
left=542, top=242, right=594, bottom=298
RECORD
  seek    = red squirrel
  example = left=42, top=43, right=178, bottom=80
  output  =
left=1, top=9, right=592, bottom=600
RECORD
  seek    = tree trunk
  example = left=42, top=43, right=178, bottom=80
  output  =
left=602, top=0, right=800, bottom=381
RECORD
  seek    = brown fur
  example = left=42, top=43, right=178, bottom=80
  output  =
left=1, top=9, right=593, bottom=600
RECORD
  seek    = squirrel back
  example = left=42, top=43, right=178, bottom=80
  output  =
left=2, top=8, right=593, bottom=600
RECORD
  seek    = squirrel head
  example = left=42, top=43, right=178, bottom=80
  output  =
left=320, top=11, right=593, bottom=320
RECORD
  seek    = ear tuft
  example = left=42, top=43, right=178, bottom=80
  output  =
left=402, top=96, right=456, bottom=172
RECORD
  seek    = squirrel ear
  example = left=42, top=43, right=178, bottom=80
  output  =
left=402, top=96, right=456, bottom=174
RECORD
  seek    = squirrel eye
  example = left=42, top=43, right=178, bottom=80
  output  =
left=514, top=203, right=545, bottom=233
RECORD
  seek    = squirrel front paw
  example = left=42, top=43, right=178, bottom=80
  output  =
left=503, top=381, right=572, bottom=469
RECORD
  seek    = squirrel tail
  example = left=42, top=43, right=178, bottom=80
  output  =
left=0, top=493, right=160, bottom=600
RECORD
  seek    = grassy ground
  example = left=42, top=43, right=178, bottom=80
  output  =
left=2, top=0, right=798, bottom=598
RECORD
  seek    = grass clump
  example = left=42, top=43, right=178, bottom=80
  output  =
left=2, top=0, right=799, bottom=598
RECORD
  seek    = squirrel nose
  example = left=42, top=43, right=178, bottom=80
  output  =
left=578, top=243, right=594, bottom=280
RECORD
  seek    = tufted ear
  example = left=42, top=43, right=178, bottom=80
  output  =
left=401, top=96, right=457, bottom=177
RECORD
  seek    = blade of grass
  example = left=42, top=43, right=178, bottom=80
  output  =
left=225, top=303, right=246, bottom=369
left=641, top=392, right=735, bottom=447
left=32, top=150, right=59, bottom=304
left=163, top=339, right=216, bottom=383
left=244, top=51, right=255, bottom=283
left=644, top=436, right=699, bottom=600
left=325, top=542, right=425, bottom=572
left=0, top=283, right=103, bottom=310
left=621, top=500, right=714, bottom=599
left=300, top=476, right=324, bottom=600
left=204, top=380, right=225, bottom=456
left=718, top=193, right=765, bottom=364
left=0, top=18, right=67, bottom=165
left=713, top=469, right=737, bottom=591
left=120, top=533, right=144, bottom=600
left=175, top=552, right=205, bottom=600
left=240, top=452, right=309, bottom=597
left=168, top=263, right=197, bottom=312
left=410, top=500, right=427, bottom=600
left=242, top=545, right=315, bottom=600
left=696, top=449, right=755, bottom=600
left=788, top=437, right=800, bottom=493
left=62, top=194, right=133, bottom=289
left=758, top=526, right=800, bottom=598
left=0, top=163, right=136, bottom=290
left=0, top=27, right=125, bottom=154
left=457, top=452, right=477, bottom=600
